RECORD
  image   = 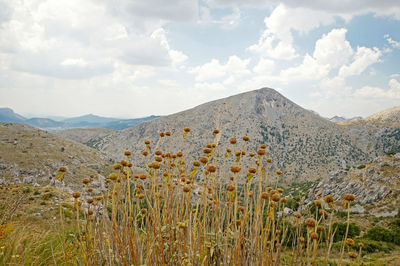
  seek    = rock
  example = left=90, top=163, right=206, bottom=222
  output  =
left=372, top=209, right=398, bottom=218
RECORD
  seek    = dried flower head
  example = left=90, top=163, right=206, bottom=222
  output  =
left=160, top=132, right=165, bottom=137
left=346, top=238, right=355, bottom=246
left=183, top=186, right=191, bottom=193
left=227, top=184, right=235, bottom=192
left=206, top=165, right=217, bottom=173
left=348, top=252, right=358, bottom=259
left=294, top=212, right=302, bottom=218
left=271, top=194, right=280, bottom=202
left=144, top=140, right=150, bottom=145
left=177, top=152, right=183, bottom=157
left=323, top=195, right=334, bottom=203
left=280, top=198, right=287, bottom=203
left=109, top=173, right=118, bottom=181
left=124, top=151, right=131, bottom=156
left=184, top=128, right=191, bottom=133
left=141, top=150, right=148, bottom=156
left=261, top=192, right=269, bottom=199
left=314, top=200, right=322, bottom=207
left=82, top=178, right=90, bottom=185
left=193, top=161, right=200, bottom=167
left=213, top=129, right=220, bottom=134
left=249, top=152, right=255, bottom=157
left=260, top=144, right=267, bottom=149
left=139, top=174, right=147, bottom=180
left=203, top=148, right=212, bottom=154
left=230, top=165, right=241, bottom=173
left=276, top=170, right=283, bottom=175
left=248, top=168, right=257, bottom=174
left=358, top=242, right=364, bottom=247
left=226, top=148, right=232, bottom=153
left=344, top=194, right=355, bottom=201
left=87, top=187, right=93, bottom=193
left=299, top=237, right=305, bottom=243
left=257, top=149, right=266, bottom=156
left=277, top=188, right=284, bottom=193
left=165, top=131, right=171, bottom=136
left=317, top=225, right=325, bottom=232
left=200, top=157, right=208, bottom=164
left=310, top=232, right=319, bottom=240
left=242, top=136, right=249, bottom=141
left=305, top=218, right=316, bottom=227
left=58, top=167, right=67, bottom=173
left=229, top=138, right=237, bottom=144
left=155, top=156, right=162, bottom=162
left=72, top=192, right=81, bottom=199
left=155, top=150, right=162, bottom=156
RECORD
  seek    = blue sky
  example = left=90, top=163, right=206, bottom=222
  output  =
left=0, top=0, right=399, bottom=119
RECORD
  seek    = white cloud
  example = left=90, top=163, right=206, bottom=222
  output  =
left=248, top=4, right=334, bottom=60
left=253, top=58, right=275, bottom=74
left=354, top=79, right=400, bottom=100
left=0, top=1, right=188, bottom=79
left=313, top=28, right=353, bottom=69
left=384, top=34, right=400, bottom=48
left=280, top=54, right=330, bottom=81
left=206, top=0, right=400, bottom=19
left=189, top=55, right=250, bottom=82
left=338, top=47, right=382, bottom=79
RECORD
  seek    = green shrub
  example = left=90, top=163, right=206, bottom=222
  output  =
left=355, top=239, right=395, bottom=254
left=365, top=226, right=395, bottom=242
left=41, top=192, right=53, bottom=201
left=357, top=164, right=366, bottom=169
left=22, top=187, right=31, bottom=194
left=33, top=191, right=40, bottom=195
left=332, top=222, right=361, bottom=242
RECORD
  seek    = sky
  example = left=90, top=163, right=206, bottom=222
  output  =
left=0, top=0, right=399, bottom=119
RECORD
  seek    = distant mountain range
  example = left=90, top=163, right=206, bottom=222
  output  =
left=0, top=107, right=159, bottom=131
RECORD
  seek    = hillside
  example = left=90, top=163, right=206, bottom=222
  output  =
left=88, top=88, right=370, bottom=183
left=338, top=106, right=400, bottom=157
left=57, top=128, right=116, bottom=145
left=0, top=122, right=112, bottom=191
left=308, top=153, right=400, bottom=217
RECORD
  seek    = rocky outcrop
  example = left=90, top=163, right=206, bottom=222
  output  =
left=308, top=153, right=400, bottom=206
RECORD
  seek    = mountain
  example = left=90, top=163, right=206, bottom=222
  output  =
left=0, top=107, right=26, bottom=122
left=87, top=87, right=375, bottom=183
left=0, top=108, right=159, bottom=131
left=62, top=114, right=119, bottom=124
left=0, top=122, right=112, bottom=191
left=366, top=106, right=400, bottom=124
left=25, top=117, right=65, bottom=129
left=337, top=106, right=400, bottom=157
left=328, top=115, right=363, bottom=123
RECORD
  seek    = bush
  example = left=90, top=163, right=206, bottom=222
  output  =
left=33, top=191, right=40, bottom=195
left=332, top=222, right=361, bottom=242
left=355, top=239, right=395, bottom=254
left=357, top=164, right=366, bottom=169
left=365, top=226, right=395, bottom=242
left=22, top=187, right=31, bottom=194
left=41, top=193, right=53, bottom=201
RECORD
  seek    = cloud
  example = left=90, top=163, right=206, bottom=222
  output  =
left=247, top=4, right=334, bottom=60
left=206, top=0, right=400, bottom=19
left=0, top=0, right=188, bottom=79
left=384, top=34, right=400, bottom=48
left=198, top=6, right=241, bottom=29
left=313, top=28, right=354, bottom=69
left=338, top=47, right=382, bottom=79
left=189, top=55, right=250, bottom=82
left=253, top=58, right=275, bottom=74
left=354, top=79, right=400, bottom=99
